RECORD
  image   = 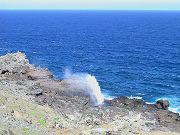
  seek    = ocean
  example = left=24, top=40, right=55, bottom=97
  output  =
left=0, top=10, right=179, bottom=112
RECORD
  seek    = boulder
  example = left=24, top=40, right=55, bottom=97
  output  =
left=155, top=100, right=169, bottom=110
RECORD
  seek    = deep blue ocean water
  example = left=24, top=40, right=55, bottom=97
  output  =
left=0, top=10, right=180, bottom=112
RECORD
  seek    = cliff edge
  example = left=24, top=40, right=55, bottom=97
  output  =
left=0, top=52, right=179, bottom=135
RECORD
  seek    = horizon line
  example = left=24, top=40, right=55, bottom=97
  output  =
left=1, top=9, right=180, bottom=11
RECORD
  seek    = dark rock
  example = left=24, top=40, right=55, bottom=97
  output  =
left=155, top=100, right=169, bottom=110
left=1, top=70, right=9, bottom=75
left=104, top=96, right=146, bottom=107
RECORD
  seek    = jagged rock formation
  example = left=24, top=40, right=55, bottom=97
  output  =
left=0, top=52, right=53, bottom=81
left=0, top=52, right=33, bottom=75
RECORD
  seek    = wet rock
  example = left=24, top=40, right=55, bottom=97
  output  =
left=155, top=100, right=169, bottom=110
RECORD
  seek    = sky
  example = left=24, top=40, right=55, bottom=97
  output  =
left=0, top=0, right=180, bottom=10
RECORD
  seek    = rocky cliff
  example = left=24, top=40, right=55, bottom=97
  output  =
left=0, top=52, right=179, bottom=135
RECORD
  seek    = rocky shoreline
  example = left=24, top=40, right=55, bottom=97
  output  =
left=0, top=52, right=180, bottom=135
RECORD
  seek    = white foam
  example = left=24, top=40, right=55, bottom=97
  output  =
left=169, top=107, right=180, bottom=113
left=103, top=93, right=116, bottom=100
left=128, top=96, right=142, bottom=100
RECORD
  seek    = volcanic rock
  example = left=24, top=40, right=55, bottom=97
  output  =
left=26, top=68, right=53, bottom=80
left=0, top=52, right=33, bottom=76
left=105, top=96, right=146, bottom=107
left=155, top=100, right=169, bottom=110
left=0, top=52, right=180, bottom=134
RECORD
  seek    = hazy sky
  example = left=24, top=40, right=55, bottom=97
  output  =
left=0, top=0, right=180, bottom=10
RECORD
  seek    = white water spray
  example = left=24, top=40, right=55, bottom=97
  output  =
left=85, top=74, right=104, bottom=105
left=63, top=69, right=104, bottom=105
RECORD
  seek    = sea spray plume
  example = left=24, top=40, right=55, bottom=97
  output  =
left=63, top=68, right=72, bottom=79
left=85, top=74, right=104, bottom=105
left=63, top=68, right=104, bottom=105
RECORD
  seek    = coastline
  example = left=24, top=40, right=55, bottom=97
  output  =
left=0, top=52, right=180, bottom=135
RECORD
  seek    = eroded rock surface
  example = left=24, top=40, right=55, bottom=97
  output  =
left=0, top=52, right=33, bottom=75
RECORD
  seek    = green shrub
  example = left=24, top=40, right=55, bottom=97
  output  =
left=37, top=118, right=48, bottom=127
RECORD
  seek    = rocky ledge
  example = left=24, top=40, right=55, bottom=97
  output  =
left=0, top=52, right=179, bottom=135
